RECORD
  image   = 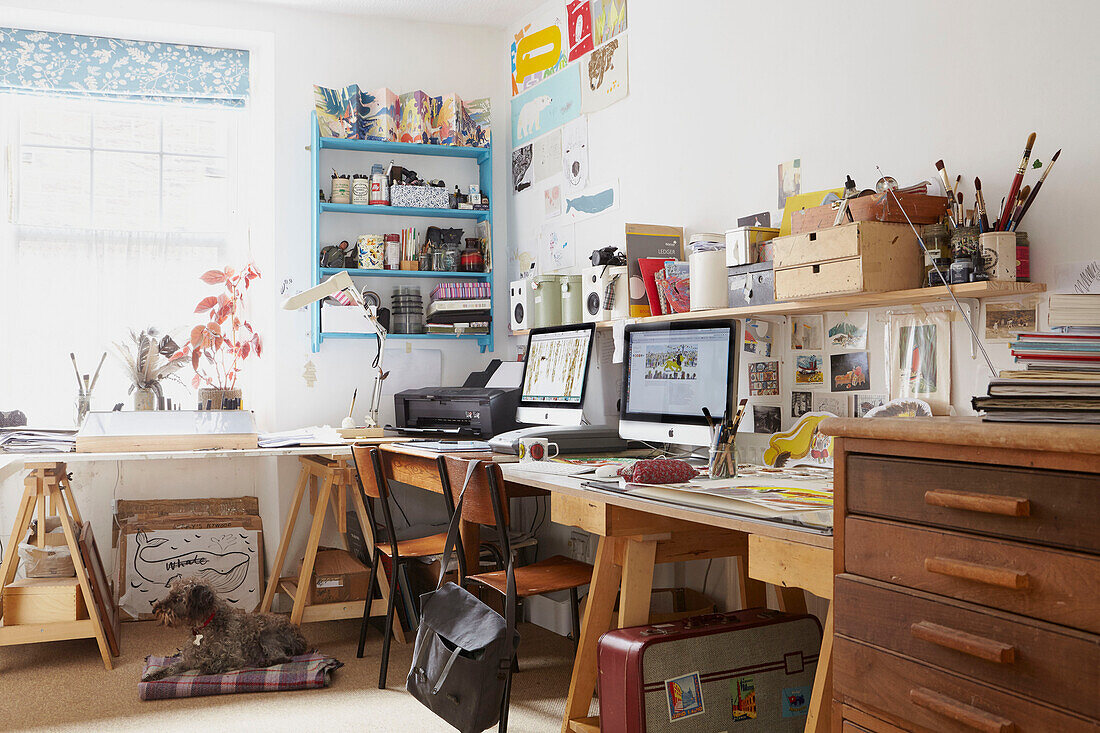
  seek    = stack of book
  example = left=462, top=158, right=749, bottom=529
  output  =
left=426, top=281, right=491, bottom=335
left=1008, top=332, right=1100, bottom=373
left=1048, top=293, right=1100, bottom=331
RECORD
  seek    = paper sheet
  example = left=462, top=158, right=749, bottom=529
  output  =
left=487, top=361, right=525, bottom=388
left=612, top=319, right=626, bottom=363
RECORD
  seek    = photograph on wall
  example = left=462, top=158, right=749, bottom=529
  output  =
left=530, top=129, right=562, bottom=182
left=826, top=311, right=868, bottom=350
left=580, top=34, right=629, bottom=114
left=753, top=404, right=782, bottom=434
left=743, top=318, right=774, bottom=358
left=794, top=353, right=824, bottom=385
left=984, top=302, right=1038, bottom=341
left=791, top=391, right=813, bottom=418
left=512, top=144, right=533, bottom=193
left=562, top=116, right=589, bottom=191
left=853, top=394, right=888, bottom=418
left=591, top=0, right=628, bottom=46
left=830, top=351, right=869, bottom=392
left=889, top=311, right=951, bottom=415
left=778, top=158, right=801, bottom=209
left=812, top=392, right=849, bottom=417
left=544, top=183, right=562, bottom=219
left=790, top=315, right=823, bottom=350
left=748, top=360, right=780, bottom=396
left=511, top=63, right=582, bottom=148
left=511, top=6, right=568, bottom=95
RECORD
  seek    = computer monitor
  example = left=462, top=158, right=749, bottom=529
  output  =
left=619, top=320, right=739, bottom=446
left=517, top=323, right=596, bottom=426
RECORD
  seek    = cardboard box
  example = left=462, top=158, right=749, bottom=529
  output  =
left=360, top=87, right=401, bottom=142
left=790, top=193, right=949, bottom=236
left=298, top=548, right=370, bottom=605
left=3, top=577, right=88, bottom=625
left=773, top=221, right=923, bottom=300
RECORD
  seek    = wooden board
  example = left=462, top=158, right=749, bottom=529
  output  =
left=77, top=432, right=258, bottom=453
left=2, top=577, right=87, bottom=625
left=78, top=522, right=120, bottom=656
left=113, top=497, right=260, bottom=546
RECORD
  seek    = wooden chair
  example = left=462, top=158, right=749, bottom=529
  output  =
left=350, top=444, right=456, bottom=689
left=436, top=455, right=593, bottom=732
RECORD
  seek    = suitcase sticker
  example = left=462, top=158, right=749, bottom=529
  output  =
left=665, top=671, right=704, bottom=721
left=730, top=675, right=756, bottom=721
left=781, top=685, right=812, bottom=718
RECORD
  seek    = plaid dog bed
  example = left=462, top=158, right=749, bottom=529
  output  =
left=139, top=653, right=343, bottom=700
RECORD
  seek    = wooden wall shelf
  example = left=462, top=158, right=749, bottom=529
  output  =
left=509, top=281, right=1046, bottom=337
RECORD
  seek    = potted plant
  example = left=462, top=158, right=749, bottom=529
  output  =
left=177, top=264, right=262, bottom=409
left=113, top=328, right=188, bottom=410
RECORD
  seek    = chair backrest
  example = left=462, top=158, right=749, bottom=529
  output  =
left=351, top=443, right=383, bottom=499
left=350, top=444, right=402, bottom=559
left=437, top=454, right=509, bottom=527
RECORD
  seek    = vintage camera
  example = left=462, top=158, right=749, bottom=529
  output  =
left=590, top=246, right=626, bottom=267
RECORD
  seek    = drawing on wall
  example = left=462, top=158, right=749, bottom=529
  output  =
left=744, top=318, right=773, bottom=358
left=530, top=129, right=562, bottom=182
left=984, top=302, right=1037, bottom=340
left=853, top=394, right=888, bottom=418
left=566, top=0, right=594, bottom=61
left=830, top=351, right=869, bottom=393
left=794, top=353, right=824, bottom=385
left=890, top=311, right=951, bottom=415
left=562, top=116, right=589, bottom=191
left=511, top=8, right=568, bottom=95
left=778, top=158, right=801, bottom=209
left=512, top=144, right=533, bottom=193
left=826, top=311, right=868, bottom=350
left=592, top=0, right=628, bottom=46
left=791, top=315, right=823, bottom=350
left=812, top=392, right=849, bottom=417
left=511, top=63, right=582, bottom=148
left=748, top=361, right=780, bottom=396
left=791, top=391, right=813, bottom=418
left=753, top=404, right=782, bottom=434
left=564, top=181, right=619, bottom=222
left=580, top=35, right=629, bottom=114
left=540, top=223, right=577, bottom=272
left=737, top=211, right=771, bottom=228
left=545, top=184, right=562, bottom=219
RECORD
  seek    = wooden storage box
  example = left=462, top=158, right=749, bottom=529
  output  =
left=3, top=577, right=88, bottom=625
left=773, top=221, right=922, bottom=300
left=790, top=192, right=949, bottom=235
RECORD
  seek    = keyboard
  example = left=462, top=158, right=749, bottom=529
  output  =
left=508, top=461, right=596, bottom=476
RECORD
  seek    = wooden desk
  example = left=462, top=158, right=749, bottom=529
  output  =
left=377, top=446, right=835, bottom=733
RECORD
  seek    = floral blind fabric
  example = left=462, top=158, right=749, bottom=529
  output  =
left=0, top=28, right=249, bottom=107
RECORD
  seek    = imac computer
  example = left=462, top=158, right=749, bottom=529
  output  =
left=618, top=320, right=739, bottom=447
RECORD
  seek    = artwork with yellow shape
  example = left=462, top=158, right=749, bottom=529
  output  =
left=762, top=412, right=834, bottom=469
left=511, top=10, right=568, bottom=96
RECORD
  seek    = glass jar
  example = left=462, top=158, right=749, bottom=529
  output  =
left=441, top=247, right=460, bottom=272
left=950, top=225, right=980, bottom=260
left=1015, top=231, right=1030, bottom=282
left=949, top=256, right=974, bottom=284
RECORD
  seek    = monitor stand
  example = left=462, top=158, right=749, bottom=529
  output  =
left=488, top=424, right=628, bottom=455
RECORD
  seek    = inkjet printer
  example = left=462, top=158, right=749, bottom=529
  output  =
left=392, top=360, right=521, bottom=437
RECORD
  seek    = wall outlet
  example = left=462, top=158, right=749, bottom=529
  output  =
left=567, top=530, right=589, bottom=562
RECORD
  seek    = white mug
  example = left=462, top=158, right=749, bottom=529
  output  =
left=518, top=437, right=559, bottom=462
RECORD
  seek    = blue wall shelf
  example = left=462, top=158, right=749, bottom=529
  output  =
left=309, top=112, right=494, bottom=353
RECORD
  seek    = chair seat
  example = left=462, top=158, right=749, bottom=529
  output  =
left=377, top=532, right=449, bottom=559
left=468, top=555, right=592, bottom=597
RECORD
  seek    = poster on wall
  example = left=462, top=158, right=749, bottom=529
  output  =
left=888, top=311, right=952, bottom=415
left=562, top=116, right=589, bottom=191
left=511, top=7, right=569, bottom=95
left=744, top=318, right=774, bottom=358
left=753, top=404, right=781, bottom=434
left=512, top=144, right=533, bottom=193
left=566, top=0, right=594, bottom=61
left=592, top=0, right=628, bottom=46
left=563, top=180, right=619, bottom=222
left=748, top=361, right=780, bottom=396
left=540, top=223, right=578, bottom=272
left=531, top=129, right=562, bottom=182
left=511, top=63, right=582, bottom=149
left=830, top=352, right=869, bottom=393
left=580, top=34, right=629, bottom=113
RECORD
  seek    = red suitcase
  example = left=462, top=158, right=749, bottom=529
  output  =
left=597, top=608, right=822, bottom=732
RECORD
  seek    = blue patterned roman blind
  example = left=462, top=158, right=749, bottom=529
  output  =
left=0, top=28, right=249, bottom=107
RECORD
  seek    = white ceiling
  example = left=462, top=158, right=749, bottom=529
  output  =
left=243, top=0, right=543, bottom=27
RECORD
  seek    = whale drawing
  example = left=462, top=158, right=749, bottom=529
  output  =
left=566, top=187, right=614, bottom=215
left=134, top=531, right=250, bottom=595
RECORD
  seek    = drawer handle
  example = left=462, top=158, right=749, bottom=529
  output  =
left=924, top=557, right=1029, bottom=590
left=924, top=490, right=1030, bottom=517
left=910, top=687, right=1014, bottom=733
left=910, top=621, right=1016, bottom=664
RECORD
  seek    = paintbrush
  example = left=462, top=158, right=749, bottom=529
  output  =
left=88, top=351, right=107, bottom=393
left=998, top=132, right=1036, bottom=230
left=1005, top=185, right=1031, bottom=232
left=956, top=192, right=964, bottom=225
left=974, top=177, right=990, bottom=232
left=934, top=160, right=954, bottom=204
left=70, top=352, right=85, bottom=396
left=729, top=398, right=749, bottom=435
left=1013, top=148, right=1060, bottom=231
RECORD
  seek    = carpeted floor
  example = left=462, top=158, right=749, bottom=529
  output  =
left=0, top=618, right=589, bottom=732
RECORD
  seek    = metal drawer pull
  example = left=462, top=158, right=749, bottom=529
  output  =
left=924, top=489, right=1030, bottom=517
left=924, top=557, right=1029, bottom=590
left=910, top=687, right=1014, bottom=733
left=910, top=621, right=1016, bottom=663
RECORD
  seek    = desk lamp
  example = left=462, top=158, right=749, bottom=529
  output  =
left=281, top=271, right=388, bottom=431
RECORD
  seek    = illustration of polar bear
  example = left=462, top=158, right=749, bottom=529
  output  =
left=517, top=95, right=552, bottom=138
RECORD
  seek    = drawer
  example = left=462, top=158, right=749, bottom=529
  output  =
left=774, top=257, right=864, bottom=299
left=834, top=637, right=1097, bottom=732
left=844, top=517, right=1100, bottom=633
left=846, top=454, right=1100, bottom=553
left=835, top=574, right=1100, bottom=719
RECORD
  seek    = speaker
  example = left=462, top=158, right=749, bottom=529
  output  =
left=582, top=265, right=628, bottom=323
left=509, top=279, right=529, bottom=331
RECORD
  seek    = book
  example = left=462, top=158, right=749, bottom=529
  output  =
left=988, top=378, right=1100, bottom=397
left=426, top=299, right=490, bottom=317
left=638, top=257, right=674, bottom=316
left=431, top=282, right=491, bottom=301
left=425, top=311, right=491, bottom=325
left=1048, top=294, right=1100, bottom=327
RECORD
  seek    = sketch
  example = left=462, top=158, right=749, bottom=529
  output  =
left=898, top=325, right=938, bottom=392
left=743, top=318, right=773, bottom=357
left=890, top=311, right=951, bottom=414
left=791, top=391, right=813, bottom=418
left=790, top=315, right=823, bottom=350
left=562, top=117, right=589, bottom=191
left=778, top=158, right=802, bottom=209
left=511, top=7, right=568, bottom=94
left=794, top=353, right=824, bottom=384
left=830, top=352, right=870, bottom=392
left=510, top=63, right=582, bottom=148
left=530, top=129, right=561, bottom=182
left=564, top=182, right=619, bottom=221
left=512, top=145, right=533, bottom=192
left=545, top=184, right=562, bottom=219
left=812, top=392, right=849, bottom=417
left=134, top=532, right=250, bottom=594
left=566, top=0, right=594, bottom=61
left=748, top=360, right=780, bottom=396
left=753, top=404, right=782, bottom=434
left=985, top=302, right=1037, bottom=340
left=580, top=35, right=628, bottom=113
left=540, top=224, right=577, bottom=272
left=826, top=311, right=868, bottom=350
left=853, top=394, right=888, bottom=418
left=762, top=413, right=833, bottom=468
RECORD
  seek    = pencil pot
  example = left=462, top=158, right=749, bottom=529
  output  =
left=979, top=232, right=1017, bottom=282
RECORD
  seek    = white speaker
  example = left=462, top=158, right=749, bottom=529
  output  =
left=582, top=265, right=628, bottom=323
left=509, top=279, right=529, bottom=331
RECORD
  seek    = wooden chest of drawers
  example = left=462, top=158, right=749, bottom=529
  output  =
left=821, top=417, right=1100, bottom=733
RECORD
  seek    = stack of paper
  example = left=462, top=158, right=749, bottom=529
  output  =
left=974, top=378, right=1100, bottom=424
left=1048, top=294, right=1100, bottom=329
left=0, top=429, right=77, bottom=453
left=258, top=426, right=344, bottom=448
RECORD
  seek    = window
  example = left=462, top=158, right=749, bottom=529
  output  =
left=0, top=95, right=247, bottom=424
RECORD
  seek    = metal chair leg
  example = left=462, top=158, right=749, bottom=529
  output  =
left=499, top=653, right=515, bottom=733
left=357, top=549, right=381, bottom=658
left=569, top=587, right=581, bottom=651
left=378, top=559, right=400, bottom=689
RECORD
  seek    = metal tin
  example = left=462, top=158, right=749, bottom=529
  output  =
left=560, top=275, right=583, bottom=324
left=529, top=275, right=566, bottom=328
left=725, top=227, right=780, bottom=266
left=727, top=262, right=775, bottom=308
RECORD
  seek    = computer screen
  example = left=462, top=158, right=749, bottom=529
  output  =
left=517, top=323, right=596, bottom=425
left=620, top=320, right=738, bottom=446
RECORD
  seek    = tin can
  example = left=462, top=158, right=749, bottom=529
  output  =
left=331, top=175, right=351, bottom=205
left=356, top=234, right=384, bottom=269
left=351, top=175, right=370, bottom=205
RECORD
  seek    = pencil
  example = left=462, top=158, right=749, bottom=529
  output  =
left=998, top=132, right=1036, bottom=230
left=1013, top=148, right=1060, bottom=231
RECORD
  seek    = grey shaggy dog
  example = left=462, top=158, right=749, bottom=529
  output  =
left=142, top=576, right=309, bottom=681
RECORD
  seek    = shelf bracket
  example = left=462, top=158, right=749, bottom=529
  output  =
left=957, top=298, right=980, bottom=359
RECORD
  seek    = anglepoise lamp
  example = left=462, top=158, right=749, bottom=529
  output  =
left=281, top=271, right=388, bottom=432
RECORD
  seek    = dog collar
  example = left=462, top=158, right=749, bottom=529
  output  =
left=195, top=611, right=216, bottom=632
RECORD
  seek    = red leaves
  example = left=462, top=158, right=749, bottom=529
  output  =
left=200, top=269, right=226, bottom=285
left=192, top=373, right=202, bottom=389
left=190, top=325, right=204, bottom=348
left=194, top=296, right=218, bottom=314
left=253, top=334, right=263, bottom=357
left=187, top=262, right=262, bottom=390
